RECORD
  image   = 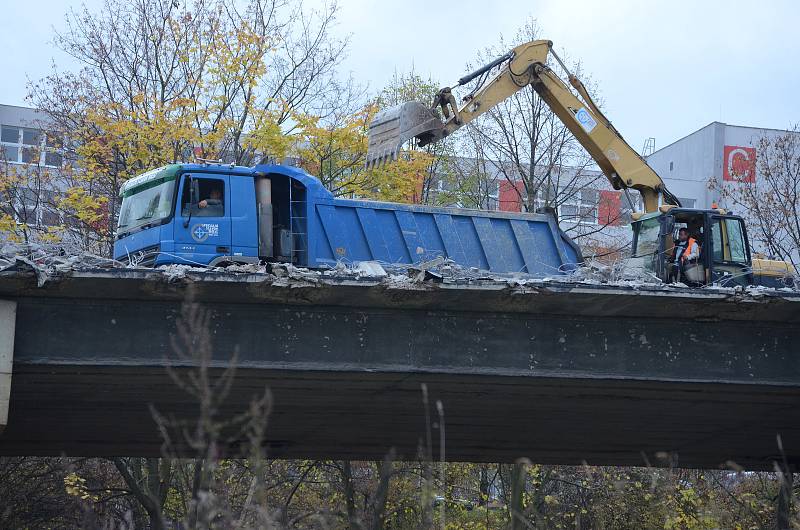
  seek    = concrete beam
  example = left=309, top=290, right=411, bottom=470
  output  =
left=0, top=300, right=16, bottom=435
left=0, top=269, right=798, bottom=468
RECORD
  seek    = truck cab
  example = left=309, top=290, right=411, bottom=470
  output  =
left=630, top=207, right=791, bottom=288
left=114, top=163, right=315, bottom=267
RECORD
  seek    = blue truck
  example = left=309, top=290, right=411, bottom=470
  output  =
left=113, top=163, right=582, bottom=275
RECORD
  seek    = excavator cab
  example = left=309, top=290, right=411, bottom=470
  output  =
left=631, top=209, right=754, bottom=287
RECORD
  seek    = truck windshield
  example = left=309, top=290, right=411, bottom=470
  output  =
left=117, top=170, right=177, bottom=234
left=631, top=216, right=661, bottom=257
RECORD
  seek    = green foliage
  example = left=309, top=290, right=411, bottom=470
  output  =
left=1, top=459, right=785, bottom=529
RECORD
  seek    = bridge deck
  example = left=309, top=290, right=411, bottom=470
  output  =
left=0, top=267, right=798, bottom=469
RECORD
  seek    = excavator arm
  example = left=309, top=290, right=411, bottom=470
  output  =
left=366, top=39, right=679, bottom=213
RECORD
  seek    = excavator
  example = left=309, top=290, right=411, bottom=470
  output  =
left=366, top=39, right=794, bottom=288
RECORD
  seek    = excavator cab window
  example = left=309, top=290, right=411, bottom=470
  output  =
left=726, top=219, right=748, bottom=263
left=630, top=215, right=661, bottom=276
left=708, top=216, right=752, bottom=286
left=631, top=216, right=661, bottom=258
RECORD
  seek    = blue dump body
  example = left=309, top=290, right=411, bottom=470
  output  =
left=113, top=163, right=582, bottom=275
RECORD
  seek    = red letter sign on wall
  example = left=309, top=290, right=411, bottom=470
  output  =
left=498, top=180, right=525, bottom=212
left=598, top=190, right=622, bottom=226
left=723, top=145, right=756, bottom=183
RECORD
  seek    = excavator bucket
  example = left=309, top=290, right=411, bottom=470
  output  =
left=365, top=101, right=444, bottom=168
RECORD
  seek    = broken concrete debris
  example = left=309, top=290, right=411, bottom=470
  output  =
left=0, top=243, right=796, bottom=300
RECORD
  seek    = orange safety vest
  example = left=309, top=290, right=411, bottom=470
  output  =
left=680, top=237, right=698, bottom=263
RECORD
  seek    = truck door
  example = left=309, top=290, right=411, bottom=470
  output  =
left=173, top=173, right=232, bottom=265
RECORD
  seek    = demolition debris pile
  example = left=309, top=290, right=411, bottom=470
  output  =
left=0, top=243, right=795, bottom=302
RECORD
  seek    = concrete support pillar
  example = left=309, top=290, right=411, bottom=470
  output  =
left=0, top=301, right=16, bottom=435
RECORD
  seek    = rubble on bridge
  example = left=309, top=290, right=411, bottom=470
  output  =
left=0, top=242, right=796, bottom=315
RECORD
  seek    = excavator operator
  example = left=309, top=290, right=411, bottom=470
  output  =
left=669, top=228, right=699, bottom=283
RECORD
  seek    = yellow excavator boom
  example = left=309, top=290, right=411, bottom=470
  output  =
left=366, top=39, right=680, bottom=213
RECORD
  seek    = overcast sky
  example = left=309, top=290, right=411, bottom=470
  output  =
left=2, top=0, right=798, bottom=151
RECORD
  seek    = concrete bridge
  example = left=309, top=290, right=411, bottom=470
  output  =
left=0, top=266, right=798, bottom=470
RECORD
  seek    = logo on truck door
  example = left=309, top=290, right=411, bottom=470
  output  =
left=191, top=223, right=219, bottom=243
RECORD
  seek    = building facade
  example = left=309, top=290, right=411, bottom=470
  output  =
left=427, top=157, right=637, bottom=228
left=646, top=121, right=795, bottom=210
left=0, top=104, right=62, bottom=169
left=645, top=121, right=800, bottom=260
left=484, top=122, right=800, bottom=258
left=0, top=104, right=67, bottom=231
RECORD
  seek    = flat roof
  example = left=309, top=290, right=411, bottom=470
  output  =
left=649, top=121, right=798, bottom=158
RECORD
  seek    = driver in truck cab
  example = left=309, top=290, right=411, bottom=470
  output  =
left=669, top=227, right=699, bottom=282
left=188, top=184, right=224, bottom=217
left=199, top=188, right=222, bottom=210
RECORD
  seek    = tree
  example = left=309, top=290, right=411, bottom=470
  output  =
left=455, top=19, right=613, bottom=240
left=437, top=128, right=502, bottom=210
left=0, top=457, right=86, bottom=528
left=28, top=0, right=349, bottom=255
left=715, top=126, right=800, bottom=266
left=293, top=101, right=423, bottom=202
left=374, top=70, right=452, bottom=205
left=0, top=150, right=67, bottom=247
left=292, top=69, right=454, bottom=204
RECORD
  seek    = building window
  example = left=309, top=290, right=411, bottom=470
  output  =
left=559, top=189, right=598, bottom=224
left=487, top=182, right=499, bottom=211
left=23, top=129, right=41, bottom=146
left=11, top=188, right=63, bottom=227
left=45, top=133, right=63, bottom=168
left=22, top=146, right=37, bottom=164
left=2, top=145, right=18, bottom=162
left=534, top=185, right=598, bottom=224
left=669, top=161, right=674, bottom=171
left=0, top=126, right=19, bottom=144
left=533, top=185, right=554, bottom=213
left=45, top=151, right=63, bottom=167
left=0, top=124, right=63, bottom=167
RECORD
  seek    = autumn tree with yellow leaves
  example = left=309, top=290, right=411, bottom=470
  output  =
left=0, top=151, right=66, bottom=246
left=16, top=0, right=447, bottom=254
left=27, top=0, right=349, bottom=255
left=292, top=101, right=431, bottom=203
left=374, top=71, right=453, bottom=205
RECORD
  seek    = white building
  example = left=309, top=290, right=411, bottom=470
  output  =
left=1, top=104, right=62, bottom=169
left=0, top=104, right=67, bottom=230
left=647, top=121, right=795, bottom=210
left=646, top=121, right=800, bottom=261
